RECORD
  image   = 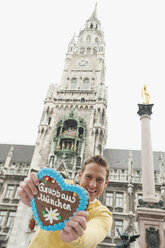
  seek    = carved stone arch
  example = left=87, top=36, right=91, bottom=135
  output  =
left=70, top=105, right=73, bottom=109
left=70, top=77, right=77, bottom=90
left=87, top=47, right=91, bottom=54
left=90, top=106, right=93, bottom=110
left=83, top=78, right=89, bottom=90
left=64, top=105, right=68, bottom=110
left=97, top=144, right=102, bottom=154
left=55, top=105, right=59, bottom=109
left=98, top=108, right=101, bottom=112
left=90, top=23, right=93, bottom=29
left=93, top=47, right=97, bottom=54
left=75, top=105, right=78, bottom=109
left=85, top=105, right=88, bottom=110
left=80, top=47, right=85, bottom=54
left=80, top=106, right=83, bottom=110
left=100, top=129, right=103, bottom=135
left=99, top=130, right=104, bottom=143
left=95, top=129, right=99, bottom=136
left=41, top=127, right=45, bottom=134
left=86, top=35, right=91, bottom=43
left=45, top=128, right=48, bottom=136
left=59, top=105, right=63, bottom=109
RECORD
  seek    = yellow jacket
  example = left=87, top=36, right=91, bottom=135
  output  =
left=29, top=199, right=112, bottom=248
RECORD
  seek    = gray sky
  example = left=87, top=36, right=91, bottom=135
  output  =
left=0, top=0, right=165, bottom=151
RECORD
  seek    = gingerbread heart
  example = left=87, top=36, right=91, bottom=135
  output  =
left=30, top=168, right=89, bottom=231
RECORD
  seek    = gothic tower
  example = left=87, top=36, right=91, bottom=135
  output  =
left=6, top=5, right=108, bottom=248
left=31, top=4, right=108, bottom=180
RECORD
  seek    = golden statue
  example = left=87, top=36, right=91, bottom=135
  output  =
left=141, top=84, right=150, bottom=104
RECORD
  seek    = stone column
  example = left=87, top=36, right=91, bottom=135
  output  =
left=136, top=103, right=165, bottom=248
left=137, top=104, right=157, bottom=202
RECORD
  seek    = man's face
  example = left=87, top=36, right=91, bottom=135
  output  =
left=79, top=162, right=109, bottom=202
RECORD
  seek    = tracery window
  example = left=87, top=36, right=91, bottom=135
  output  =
left=106, top=192, right=113, bottom=207
left=115, top=220, right=123, bottom=237
left=83, top=78, right=89, bottom=89
left=70, top=78, right=77, bottom=89
left=14, top=187, right=19, bottom=199
left=6, top=212, right=16, bottom=228
left=87, top=47, right=91, bottom=54
left=86, top=35, right=91, bottom=43
left=90, top=23, right=93, bottom=29
left=116, top=193, right=123, bottom=207
left=80, top=47, right=85, bottom=54
left=5, top=185, right=14, bottom=199
left=0, top=211, right=7, bottom=227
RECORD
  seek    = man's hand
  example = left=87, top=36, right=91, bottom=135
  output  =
left=60, top=211, right=88, bottom=243
left=17, top=172, right=39, bottom=207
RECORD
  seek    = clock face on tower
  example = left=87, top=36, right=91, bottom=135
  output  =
left=76, top=58, right=90, bottom=68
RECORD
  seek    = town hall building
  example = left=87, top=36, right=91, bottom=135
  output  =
left=0, top=4, right=165, bottom=248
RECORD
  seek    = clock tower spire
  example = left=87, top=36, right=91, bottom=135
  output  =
left=31, top=4, right=108, bottom=180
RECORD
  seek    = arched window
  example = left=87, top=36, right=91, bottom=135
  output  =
left=78, top=127, right=84, bottom=138
left=86, top=35, right=91, bottom=43
left=56, top=126, right=61, bottom=137
left=83, top=78, right=89, bottom=89
left=90, top=23, right=93, bottom=29
left=70, top=78, right=77, bottom=89
left=93, top=47, right=97, bottom=54
left=95, top=37, right=99, bottom=43
left=80, top=47, right=85, bottom=54
left=87, top=47, right=91, bottom=54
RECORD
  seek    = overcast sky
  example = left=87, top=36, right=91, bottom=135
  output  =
left=0, top=0, right=165, bottom=152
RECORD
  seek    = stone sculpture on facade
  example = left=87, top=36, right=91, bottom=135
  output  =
left=115, top=228, right=140, bottom=248
left=146, top=227, right=160, bottom=248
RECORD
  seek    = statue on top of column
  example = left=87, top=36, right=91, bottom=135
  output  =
left=141, top=84, right=150, bottom=104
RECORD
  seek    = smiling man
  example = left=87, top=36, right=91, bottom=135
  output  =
left=18, top=155, right=112, bottom=248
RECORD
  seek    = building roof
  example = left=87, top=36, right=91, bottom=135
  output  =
left=104, top=149, right=165, bottom=171
left=0, top=144, right=35, bottom=164
left=0, top=144, right=164, bottom=171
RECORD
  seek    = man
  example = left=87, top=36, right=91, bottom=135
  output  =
left=18, top=155, right=112, bottom=248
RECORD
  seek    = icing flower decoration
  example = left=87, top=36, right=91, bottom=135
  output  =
left=44, top=176, right=51, bottom=183
left=44, top=207, right=60, bottom=224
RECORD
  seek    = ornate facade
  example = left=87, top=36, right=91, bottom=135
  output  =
left=1, top=145, right=165, bottom=248
left=30, top=4, right=107, bottom=176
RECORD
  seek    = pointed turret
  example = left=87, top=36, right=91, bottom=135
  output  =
left=4, top=145, right=14, bottom=169
left=67, top=33, right=76, bottom=54
left=90, top=2, right=98, bottom=19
